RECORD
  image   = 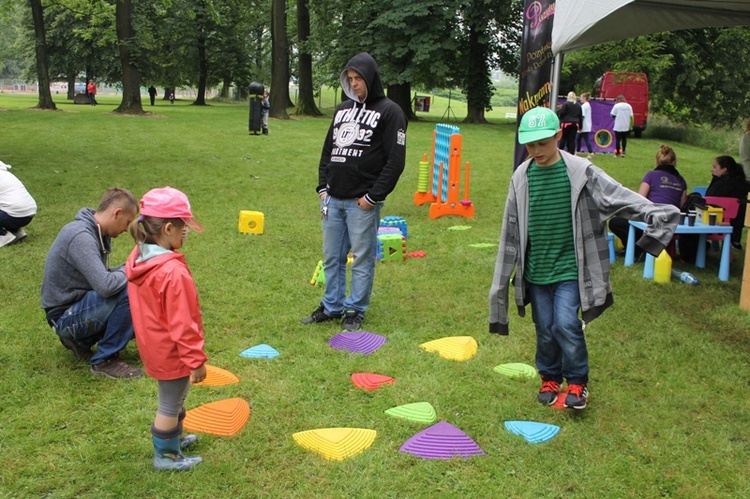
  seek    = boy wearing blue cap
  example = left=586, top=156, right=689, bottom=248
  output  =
left=488, top=106, right=679, bottom=409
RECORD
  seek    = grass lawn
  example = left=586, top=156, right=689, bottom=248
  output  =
left=1, top=92, right=749, bottom=497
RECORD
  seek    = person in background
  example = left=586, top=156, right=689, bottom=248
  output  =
left=126, top=187, right=207, bottom=471
left=739, top=119, right=750, bottom=182
left=611, top=95, right=633, bottom=157
left=261, top=91, right=270, bottom=135
left=148, top=86, right=158, bottom=106
left=706, top=155, right=748, bottom=249
left=556, top=91, right=582, bottom=155
left=87, top=79, right=97, bottom=106
left=41, top=188, right=141, bottom=379
left=0, top=161, right=37, bottom=247
left=489, top=107, right=679, bottom=410
left=300, top=52, right=407, bottom=332
left=576, top=92, right=595, bottom=158
left=608, top=144, right=686, bottom=257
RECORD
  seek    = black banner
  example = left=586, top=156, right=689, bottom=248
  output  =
left=513, top=0, right=556, bottom=167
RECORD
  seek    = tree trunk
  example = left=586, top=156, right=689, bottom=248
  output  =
left=113, top=0, right=144, bottom=114
left=29, top=0, right=56, bottom=110
left=292, top=0, right=321, bottom=116
left=463, top=25, right=489, bottom=124
left=163, top=87, right=174, bottom=101
left=193, top=7, right=208, bottom=106
left=270, top=0, right=289, bottom=119
left=66, top=72, right=76, bottom=100
left=387, top=83, right=416, bottom=121
left=220, top=80, right=230, bottom=99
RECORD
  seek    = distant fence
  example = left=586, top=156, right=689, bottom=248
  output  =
left=0, top=79, right=219, bottom=99
left=0, top=80, right=37, bottom=93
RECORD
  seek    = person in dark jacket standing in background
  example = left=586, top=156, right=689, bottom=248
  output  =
left=301, top=52, right=407, bottom=331
left=556, top=91, right=582, bottom=154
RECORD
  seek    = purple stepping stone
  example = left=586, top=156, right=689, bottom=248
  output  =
left=328, top=331, right=386, bottom=355
left=399, top=421, right=485, bottom=459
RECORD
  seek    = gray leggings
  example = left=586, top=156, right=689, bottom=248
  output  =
left=157, top=376, right=191, bottom=418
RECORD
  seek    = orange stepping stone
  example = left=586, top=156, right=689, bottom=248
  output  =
left=350, top=373, right=396, bottom=391
left=183, top=398, right=250, bottom=437
left=193, top=365, right=240, bottom=387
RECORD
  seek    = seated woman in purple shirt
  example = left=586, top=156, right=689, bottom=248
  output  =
left=609, top=144, right=687, bottom=256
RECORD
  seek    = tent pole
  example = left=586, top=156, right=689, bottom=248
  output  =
left=549, top=52, right=564, bottom=109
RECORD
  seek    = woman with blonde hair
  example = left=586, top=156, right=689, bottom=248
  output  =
left=608, top=144, right=686, bottom=257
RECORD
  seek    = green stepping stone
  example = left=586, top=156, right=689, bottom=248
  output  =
left=384, top=402, right=437, bottom=424
left=493, top=362, right=537, bottom=379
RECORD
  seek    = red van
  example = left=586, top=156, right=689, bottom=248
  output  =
left=592, top=71, right=649, bottom=137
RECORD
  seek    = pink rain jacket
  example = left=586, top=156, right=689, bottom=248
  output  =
left=126, top=246, right=207, bottom=380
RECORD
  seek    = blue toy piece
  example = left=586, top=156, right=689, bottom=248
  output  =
left=240, top=344, right=279, bottom=359
left=379, top=216, right=408, bottom=240
left=504, top=421, right=560, bottom=444
left=433, top=124, right=460, bottom=202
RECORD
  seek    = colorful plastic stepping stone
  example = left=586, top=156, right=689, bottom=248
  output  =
left=182, top=398, right=250, bottom=437
left=384, top=402, right=437, bottom=424
left=447, top=225, right=472, bottom=231
left=399, top=421, right=484, bottom=459
left=350, top=373, right=396, bottom=391
left=193, top=364, right=240, bottom=387
left=493, top=362, right=537, bottom=379
left=419, top=336, right=478, bottom=361
left=469, top=243, right=496, bottom=248
left=240, top=344, right=279, bottom=359
left=292, top=428, right=377, bottom=461
left=328, top=332, right=386, bottom=355
left=504, top=421, right=560, bottom=444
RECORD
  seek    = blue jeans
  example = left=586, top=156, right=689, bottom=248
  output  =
left=53, top=288, right=135, bottom=365
left=321, top=196, right=381, bottom=315
left=527, top=280, right=589, bottom=385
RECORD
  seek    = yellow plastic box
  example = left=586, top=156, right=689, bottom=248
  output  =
left=696, top=205, right=723, bottom=225
left=238, top=210, right=264, bottom=235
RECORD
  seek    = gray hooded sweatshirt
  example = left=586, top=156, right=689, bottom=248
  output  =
left=41, top=208, right=127, bottom=322
left=489, top=150, right=680, bottom=335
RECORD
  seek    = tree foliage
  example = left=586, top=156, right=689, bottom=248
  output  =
left=562, top=28, right=750, bottom=127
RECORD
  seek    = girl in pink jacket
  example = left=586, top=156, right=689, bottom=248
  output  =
left=126, top=186, right=207, bottom=471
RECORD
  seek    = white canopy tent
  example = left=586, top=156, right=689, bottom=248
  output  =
left=548, top=0, right=750, bottom=108
left=552, top=0, right=750, bottom=55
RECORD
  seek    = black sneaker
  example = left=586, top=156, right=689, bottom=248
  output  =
left=341, top=309, right=364, bottom=331
left=90, top=356, right=142, bottom=379
left=537, top=378, right=561, bottom=406
left=59, top=336, right=93, bottom=362
left=300, top=303, right=341, bottom=324
left=564, top=383, right=589, bottom=409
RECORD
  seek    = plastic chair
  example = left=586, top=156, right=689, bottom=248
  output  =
left=693, top=186, right=708, bottom=196
left=703, top=196, right=740, bottom=248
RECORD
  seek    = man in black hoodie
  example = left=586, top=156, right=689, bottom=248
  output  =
left=301, top=52, right=407, bottom=331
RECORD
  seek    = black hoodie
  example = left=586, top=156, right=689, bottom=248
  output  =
left=317, top=53, right=407, bottom=204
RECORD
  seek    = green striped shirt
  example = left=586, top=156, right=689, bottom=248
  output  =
left=525, top=159, right=578, bottom=284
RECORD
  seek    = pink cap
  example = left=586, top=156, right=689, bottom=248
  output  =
left=139, top=186, right=204, bottom=232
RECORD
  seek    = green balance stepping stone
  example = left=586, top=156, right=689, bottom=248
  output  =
left=384, top=402, right=437, bottom=424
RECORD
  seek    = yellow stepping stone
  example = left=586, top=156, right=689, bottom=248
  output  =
left=419, top=336, right=478, bottom=361
left=292, top=428, right=377, bottom=461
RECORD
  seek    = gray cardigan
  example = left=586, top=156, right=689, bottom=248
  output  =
left=488, top=150, right=680, bottom=335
